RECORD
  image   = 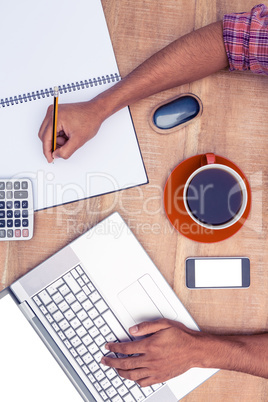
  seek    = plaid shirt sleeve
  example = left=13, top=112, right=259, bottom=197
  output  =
left=223, top=4, right=268, bottom=75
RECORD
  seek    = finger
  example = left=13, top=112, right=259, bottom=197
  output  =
left=55, top=130, right=69, bottom=148
left=137, top=376, right=159, bottom=388
left=38, top=105, right=53, bottom=140
left=41, top=122, right=54, bottom=163
left=56, top=135, right=68, bottom=147
left=116, top=368, right=151, bottom=383
left=38, top=106, right=54, bottom=163
left=105, top=340, right=146, bottom=356
left=101, top=355, right=145, bottom=371
left=52, top=137, right=80, bottom=160
left=129, top=318, right=172, bottom=337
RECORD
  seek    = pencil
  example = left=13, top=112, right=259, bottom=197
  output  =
left=52, top=86, right=59, bottom=154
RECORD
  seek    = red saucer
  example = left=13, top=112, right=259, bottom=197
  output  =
left=163, top=154, right=251, bottom=243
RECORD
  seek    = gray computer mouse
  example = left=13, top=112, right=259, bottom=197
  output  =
left=150, top=93, right=202, bottom=134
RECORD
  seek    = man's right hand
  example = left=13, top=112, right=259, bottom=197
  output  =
left=38, top=99, right=105, bottom=163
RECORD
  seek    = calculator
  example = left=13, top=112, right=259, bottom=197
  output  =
left=0, top=179, right=34, bottom=241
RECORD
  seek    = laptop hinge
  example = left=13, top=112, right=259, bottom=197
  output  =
left=18, top=300, right=35, bottom=320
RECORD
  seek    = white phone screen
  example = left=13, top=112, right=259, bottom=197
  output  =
left=195, top=259, right=242, bottom=287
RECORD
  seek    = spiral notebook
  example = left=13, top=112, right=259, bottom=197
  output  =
left=0, top=0, right=148, bottom=210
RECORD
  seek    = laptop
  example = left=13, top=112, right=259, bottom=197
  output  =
left=0, top=212, right=218, bottom=401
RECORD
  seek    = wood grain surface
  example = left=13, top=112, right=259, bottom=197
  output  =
left=1, top=1, right=267, bottom=400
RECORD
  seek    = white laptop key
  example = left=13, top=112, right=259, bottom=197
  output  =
left=152, top=384, right=162, bottom=390
left=124, top=395, right=135, bottom=402
left=130, top=385, right=145, bottom=401
left=141, top=387, right=153, bottom=397
left=47, top=278, right=64, bottom=295
left=38, top=290, right=52, bottom=305
left=102, top=310, right=130, bottom=342
left=52, top=292, right=63, bottom=304
left=63, top=273, right=81, bottom=294
left=95, top=299, right=107, bottom=314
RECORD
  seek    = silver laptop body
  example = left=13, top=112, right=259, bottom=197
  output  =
left=0, top=212, right=218, bottom=401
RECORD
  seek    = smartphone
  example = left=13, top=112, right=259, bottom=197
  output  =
left=185, top=257, right=250, bottom=289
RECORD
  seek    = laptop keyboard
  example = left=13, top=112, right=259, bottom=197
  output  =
left=32, top=264, right=163, bottom=401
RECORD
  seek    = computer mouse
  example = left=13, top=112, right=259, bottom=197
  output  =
left=149, top=93, right=202, bottom=134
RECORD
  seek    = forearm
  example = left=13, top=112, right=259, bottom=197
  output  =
left=97, top=20, right=228, bottom=119
left=39, top=20, right=229, bottom=161
left=200, top=332, right=268, bottom=378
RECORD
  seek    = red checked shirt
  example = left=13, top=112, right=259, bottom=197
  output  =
left=223, top=4, right=268, bottom=75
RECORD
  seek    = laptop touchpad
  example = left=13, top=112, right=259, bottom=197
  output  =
left=118, top=274, right=177, bottom=324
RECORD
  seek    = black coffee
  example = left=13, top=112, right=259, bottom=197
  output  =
left=186, top=168, right=243, bottom=226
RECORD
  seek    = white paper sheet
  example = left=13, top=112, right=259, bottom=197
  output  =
left=1, top=0, right=118, bottom=98
left=0, top=0, right=148, bottom=210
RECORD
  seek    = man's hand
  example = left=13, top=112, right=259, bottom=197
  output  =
left=101, top=319, right=204, bottom=387
left=101, top=318, right=268, bottom=385
left=38, top=99, right=105, bottom=163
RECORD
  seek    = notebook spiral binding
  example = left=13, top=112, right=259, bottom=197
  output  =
left=0, top=73, right=120, bottom=108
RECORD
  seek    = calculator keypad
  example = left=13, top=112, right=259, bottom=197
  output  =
left=0, top=179, right=34, bottom=240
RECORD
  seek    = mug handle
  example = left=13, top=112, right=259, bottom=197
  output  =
left=201, top=153, right=216, bottom=166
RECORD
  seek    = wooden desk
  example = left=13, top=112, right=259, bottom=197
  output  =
left=1, top=0, right=267, bottom=400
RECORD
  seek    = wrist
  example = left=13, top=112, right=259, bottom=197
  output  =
left=87, top=92, right=114, bottom=122
left=175, top=329, right=220, bottom=370
left=196, top=333, right=225, bottom=369
left=196, top=332, right=245, bottom=371
left=185, top=331, right=218, bottom=369
left=92, top=81, right=130, bottom=121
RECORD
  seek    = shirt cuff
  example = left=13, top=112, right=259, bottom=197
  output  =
left=223, top=4, right=268, bottom=75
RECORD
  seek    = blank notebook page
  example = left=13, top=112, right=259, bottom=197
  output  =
left=0, top=0, right=148, bottom=210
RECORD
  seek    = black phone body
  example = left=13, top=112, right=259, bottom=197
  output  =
left=185, top=257, right=250, bottom=289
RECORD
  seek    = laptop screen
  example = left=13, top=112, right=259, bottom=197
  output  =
left=0, top=294, right=83, bottom=402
